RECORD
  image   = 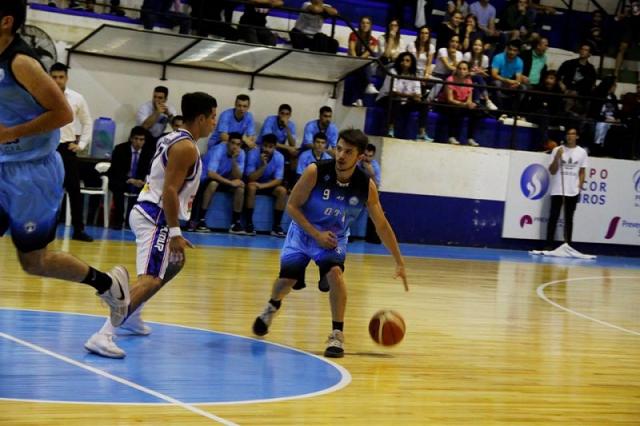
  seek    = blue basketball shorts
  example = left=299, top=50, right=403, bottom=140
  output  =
left=0, top=152, right=64, bottom=252
left=279, top=224, right=347, bottom=280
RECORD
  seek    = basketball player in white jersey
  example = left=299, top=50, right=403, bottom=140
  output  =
left=85, top=92, right=217, bottom=358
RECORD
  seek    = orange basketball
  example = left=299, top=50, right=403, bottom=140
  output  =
left=368, top=310, right=406, bottom=346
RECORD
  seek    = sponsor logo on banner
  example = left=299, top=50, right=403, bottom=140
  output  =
left=605, top=217, right=621, bottom=239
left=520, top=215, right=533, bottom=228
left=634, top=170, right=640, bottom=207
left=520, top=164, right=549, bottom=200
left=605, top=216, right=640, bottom=239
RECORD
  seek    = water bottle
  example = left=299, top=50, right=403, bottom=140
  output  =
left=91, top=117, right=116, bottom=159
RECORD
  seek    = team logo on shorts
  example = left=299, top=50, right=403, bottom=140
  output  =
left=349, top=196, right=359, bottom=206
left=24, top=222, right=37, bottom=234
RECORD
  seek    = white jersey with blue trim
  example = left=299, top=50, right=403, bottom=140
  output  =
left=137, top=130, right=202, bottom=221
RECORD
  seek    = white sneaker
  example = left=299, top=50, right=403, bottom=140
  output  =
left=84, top=332, right=126, bottom=358
left=364, top=83, right=379, bottom=95
left=486, top=98, right=498, bottom=110
left=467, top=138, right=479, bottom=147
left=117, top=315, right=152, bottom=336
left=99, top=266, right=130, bottom=327
left=324, top=330, right=344, bottom=358
left=351, top=99, right=364, bottom=107
left=448, top=137, right=460, bottom=145
left=252, top=302, right=278, bottom=336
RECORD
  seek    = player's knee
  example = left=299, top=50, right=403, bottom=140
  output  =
left=247, top=181, right=258, bottom=191
left=207, top=180, right=219, bottom=192
left=326, top=265, right=343, bottom=281
left=274, top=186, right=287, bottom=198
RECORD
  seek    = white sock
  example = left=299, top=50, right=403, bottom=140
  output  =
left=99, top=317, right=115, bottom=335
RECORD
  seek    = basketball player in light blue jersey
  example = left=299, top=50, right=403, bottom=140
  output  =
left=253, top=129, right=409, bottom=358
left=0, top=0, right=130, bottom=327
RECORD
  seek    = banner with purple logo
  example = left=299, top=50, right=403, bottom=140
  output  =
left=502, top=151, right=640, bottom=246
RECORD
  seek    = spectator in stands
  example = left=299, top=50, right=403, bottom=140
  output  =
left=136, top=85, right=177, bottom=141
left=301, top=106, right=339, bottom=154
left=358, top=143, right=381, bottom=186
left=407, top=25, right=435, bottom=82
left=379, top=18, right=405, bottom=66
left=433, top=35, right=463, bottom=79
left=621, top=82, right=640, bottom=159
left=498, top=0, right=537, bottom=43
left=463, top=38, right=496, bottom=109
left=140, top=0, right=190, bottom=35
left=589, top=76, right=621, bottom=156
left=50, top=62, right=94, bottom=242
left=523, top=70, right=564, bottom=150
left=490, top=39, right=524, bottom=110
left=196, top=133, right=246, bottom=233
left=545, top=128, right=588, bottom=248
left=244, top=134, right=288, bottom=237
left=436, top=10, right=464, bottom=50
left=556, top=43, right=597, bottom=115
left=108, top=126, right=153, bottom=230
left=440, top=61, right=481, bottom=146
left=445, top=0, right=470, bottom=22
left=296, top=132, right=332, bottom=178
left=520, top=36, right=548, bottom=88
left=582, top=10, right=606, bottom=56
left=290, top=0, right=339, bottom=53
left=60, top=0, right=123, bottom=15
left=461, top=14, right=483, bottom=51
left=207, top=94, right=256, bottom=150
left=349, top=16, right=380, bottom=106
left=469, top=0, right=498, bottom=39
left=237, top=0, right=284, bottom=46
left=614, top=0, right=640, bottom=79
left=376, top=52, right=431, bottom=141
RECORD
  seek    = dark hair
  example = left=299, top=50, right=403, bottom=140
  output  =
left=154, top=86, right=169, bottom=97
left=506, top=39, right=522, bottom=50
left=130, top=126, right=148, bottom=138
left=354, top=16, right=373, bottom=56
left=394, top=51, right=417, bottom=76
left=262, top=133, right=278, bottom=145
left=531, top=36, right=549, bottom=50
left=181, top=92, right=217, bottom=122
left=236, top=94, right=251, bottom=103
left=228, top=132, right=243, bottom=142
left=0, top=0, right=26, bottom=34
left=414, top=25, right=431, bottom=52
left=278, top=103, right=292, bottom=113
left=593, top=75, right=616, bottom=98
left=543, top=69, right=557, bottom=78
left=49, top=62, right=68, bottom=74
left=339, top=129, right=368, bottom=153
left=365, top=143, right=376, bottom=153
left=313, top=132, right=327, bottom=141
left=384, top=18, right=401, bottom=46
left=319, top=106, right=333, bottom=115
left=171, top=115, right=184, bottom=125
left=578, top=41, right=593, bottom=51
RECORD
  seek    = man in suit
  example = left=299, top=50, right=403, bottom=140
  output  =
left=109, top=126, right=153, bottom=230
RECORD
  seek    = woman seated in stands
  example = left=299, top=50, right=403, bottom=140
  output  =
left=406, top=25, right=434, bottom=83
left=461, top=14, right=483, bottom=51
left=439, top=61, right=481, bottom=146
left=432, top=35, right=463, bottom=80
left=463, top=38, right=497, bottom=109
left=376, top=52, right=432, bottom=141
left=379, top=19, right=406, bottom=67
left=349, top=16, right=380, bottom=106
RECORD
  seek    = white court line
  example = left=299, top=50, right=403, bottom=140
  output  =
left=0, top=307, right=352, bottom=406
left=536, top=276, right=640, bottom=336
left=0, top=331, right=237, bottom=425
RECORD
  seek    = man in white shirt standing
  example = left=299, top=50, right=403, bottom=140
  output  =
left=546, top=128, right=588, bottom=248
left=136, top=85, right=177, bottom=142
left=50, top=62, right=94, bottom=242
left=289, top=0, right=339, bottom=53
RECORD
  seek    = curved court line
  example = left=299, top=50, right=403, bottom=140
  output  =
left=0, top=331, right=236, bottom=425
left=0, top=307, right=352, bottom=406
left=536, top=276, right=640, bottom=336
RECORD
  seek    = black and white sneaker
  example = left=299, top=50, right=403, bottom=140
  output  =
left=270, top=226, right=286, bottom=238
left=244, top=223, right=256, bottom=236
left=252, top=302, right=278, bottom=336
left=324, top=330, right=344, bottom=358
left=99, top=266, right=130, bottom=327
left=229, top=222, right=245, bottom=235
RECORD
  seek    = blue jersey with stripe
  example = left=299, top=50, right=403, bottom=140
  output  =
left=296, top=160, right=370, bottom=239
left=0, top=36, right=59, bottom=163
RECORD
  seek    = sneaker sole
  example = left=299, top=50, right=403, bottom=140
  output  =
left=84, top=341, right=126, bottom=359
left=116, top=325, right=152, bottom=336
left=324, top=348, right=344, bottom=358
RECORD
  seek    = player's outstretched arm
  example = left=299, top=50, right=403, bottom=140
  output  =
left=366, top=179, right=408, bottom=291
left=0, top=54, right=72, bottom=143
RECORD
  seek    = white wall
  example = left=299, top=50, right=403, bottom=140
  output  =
left=67, top=54, right=365, bottom=151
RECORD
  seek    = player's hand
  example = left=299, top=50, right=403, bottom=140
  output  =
left=556, top=146, right=564, bottom=158
left=316, top=230, right=338, bottom=249
left=229, top=179, right=245, bottom=188
left=157, top=102, right=168, bottom=114
left=0, top=123, right=15, bottom=144
left=395, top=264, right=409, bottom=291
left=169, top=235, right=194, bottom=264
left=67, top=143, right=81, bottom=152
left=260, top=152, right=269, bottom=165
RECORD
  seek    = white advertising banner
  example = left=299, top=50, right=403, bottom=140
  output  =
left=502, top=151, right=640, bottom=246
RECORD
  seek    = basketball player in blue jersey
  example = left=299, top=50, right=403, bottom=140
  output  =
left=253, top=129, right=409, bottom=358
left=85, top=92, right=217, bottom=358
left=0, top=1, right=130, bottom=327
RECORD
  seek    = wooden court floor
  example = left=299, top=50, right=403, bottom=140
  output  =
left=1, top=235, right=639, bottom=425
